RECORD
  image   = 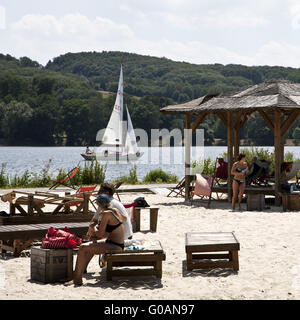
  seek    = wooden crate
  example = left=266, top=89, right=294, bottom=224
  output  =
left=30, top=247, right=73, bottom=283
left=247, top=194, right=265, bottom=211
left=281, top=193, right=300, bottom=211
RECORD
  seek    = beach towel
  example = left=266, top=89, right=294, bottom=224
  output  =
left=41, top=226, right=82, bottom=249
left=193, top=174, right=212, bottom=197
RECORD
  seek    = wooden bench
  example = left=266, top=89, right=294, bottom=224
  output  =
left=104, top=240, right=166, bottom=280
left=134, top=207, right=159, bottom=232
left=280, top=192, right=300, bottom=211
left=185, top=232, right=240, bottom=271
left=0, top=222, right=89, bottom=257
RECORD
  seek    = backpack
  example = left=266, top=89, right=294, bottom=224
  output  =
left=134, top=197, right=150, bottom=207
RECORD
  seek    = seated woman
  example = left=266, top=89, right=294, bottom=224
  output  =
left=64, top=194, right=126, bottom=286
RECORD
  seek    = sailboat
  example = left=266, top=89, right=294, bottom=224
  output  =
left=81, top=65, right=143, bottom=162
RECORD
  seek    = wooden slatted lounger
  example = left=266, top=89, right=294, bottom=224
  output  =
left=0, top=222, right=89, bottom=257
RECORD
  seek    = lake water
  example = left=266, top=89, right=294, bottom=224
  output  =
left=1, top=146, right=300, bottom=182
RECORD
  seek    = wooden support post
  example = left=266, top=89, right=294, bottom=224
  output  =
left=185, top=114, right=192, bottom=201
left=28, top=195, right=34, bottom=216
left=274, top=110, right=281, bottom=206
left=227, top=112, right=233, bottom=202
left=83, top=192, right=89, bottom=214
left=233, top=126, right=240, bottom=161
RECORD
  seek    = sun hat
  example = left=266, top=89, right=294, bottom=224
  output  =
left=96, top=193, right=111, bottom=205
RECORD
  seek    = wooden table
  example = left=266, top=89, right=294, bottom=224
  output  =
left=104, top=240, right=166, bottom=280
left=134, top=207, right=159, bottom=232
left=185, top=232, right=240, bottom=271
left=280, top=192, right=300, bottom=211
left=0, top=222, right=89, bottom=256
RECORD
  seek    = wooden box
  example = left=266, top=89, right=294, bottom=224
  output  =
left=282, top=193, right=300, bottom=211
left=247, top=194, right=265, bottom=211
left=30, top=247, right=73, bottom=283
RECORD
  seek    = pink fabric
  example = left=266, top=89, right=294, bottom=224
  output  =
left=193, top=174, right=212, bottom=197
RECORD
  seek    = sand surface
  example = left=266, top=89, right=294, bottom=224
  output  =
left=1, top=189, right=300, bottom=300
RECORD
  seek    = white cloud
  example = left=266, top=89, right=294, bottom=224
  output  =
left=203, top=7, right=269, bottom=28
left=0, top=5, right=5, bottom=30
left=7, top=12, right=300, bottom=68
left=286, top=0, right=300, bottom=29
left=10, top=13, right=135, bottom=64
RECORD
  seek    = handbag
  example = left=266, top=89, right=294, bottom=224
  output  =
left=41, top=226, right=82, bottom=249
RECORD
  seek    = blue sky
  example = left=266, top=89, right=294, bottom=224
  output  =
left=0, top=0, right=300, bottom=67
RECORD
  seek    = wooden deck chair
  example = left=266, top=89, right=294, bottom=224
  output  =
left=167, top=177, right=186, bottom=197
left=49, top=166, right=79, bottom=190
left=69, top=185, right=97, bottom=212
left=113, top=181, right=123, bottom=201
left=167, top=176, right=196, bottom=199
left=286, top=162, right=300, bottom=182
left=215, top=158, right=228, bottom=186
left=190, top=174, right=213, bottom=205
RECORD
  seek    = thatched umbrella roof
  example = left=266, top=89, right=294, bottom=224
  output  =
left=161, top=80, right=300, bottom=114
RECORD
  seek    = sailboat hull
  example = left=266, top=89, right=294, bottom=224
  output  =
left=81, top=151, right=144, bottom=162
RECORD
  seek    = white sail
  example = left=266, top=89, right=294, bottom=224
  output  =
left=123, top=106, right=139, bottom=155
left=101, top=65, right=124, bottom=146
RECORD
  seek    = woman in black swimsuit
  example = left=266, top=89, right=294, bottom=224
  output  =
left=231, top=154, right=248, bottom=211
left=65, top=194, right=126, bottom=286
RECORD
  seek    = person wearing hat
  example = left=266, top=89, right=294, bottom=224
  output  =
left=88, top=182, right=133, bottom=241
left=65, top=194, right=126, bottom=286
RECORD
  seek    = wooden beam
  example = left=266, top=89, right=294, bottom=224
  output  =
left=274, top=110, right=281, bottom=206
left=227, top=112, right=233, bottom=202
left=216, top=112, right=227, bottom=126
left=191, top=113, right=207, bottom=133
left=258, top=110, right=274, bottom=133
left=281, top=110, right=300, bottom=135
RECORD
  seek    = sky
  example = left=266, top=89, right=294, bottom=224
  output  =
left=1, top=0, right=300, bottom=67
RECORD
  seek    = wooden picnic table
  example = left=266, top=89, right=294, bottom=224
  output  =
left=0, top=222, right=89, bottom=256
left=1, top=190, right=91, bottom=217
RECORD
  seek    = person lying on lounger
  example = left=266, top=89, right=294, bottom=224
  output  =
left=65, top=194, right=126, bottom=286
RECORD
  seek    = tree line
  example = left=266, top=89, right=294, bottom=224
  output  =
left=1, top=51, right=300, bottom=146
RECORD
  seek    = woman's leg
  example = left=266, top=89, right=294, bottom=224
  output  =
left=232, top=180, right=239, bottom=210
left=65, top=240, right=120, bottom=285
left=238, top=182, right=246, bottom=209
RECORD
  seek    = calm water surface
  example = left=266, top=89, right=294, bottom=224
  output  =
left=1, top=146, right=300, bottom=181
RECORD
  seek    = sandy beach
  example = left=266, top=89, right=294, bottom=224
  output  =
left=1, top=189, right=300, bottom=300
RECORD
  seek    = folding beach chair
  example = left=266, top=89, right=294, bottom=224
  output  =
left=167, top=176, right=196, bottom=199
left=69, top=185, right=97, bottom=211
left=49, top=165, right=79, bottom=190
left=190, top=174, right=213, bottom=205
left=167, top=177, right=186, bottom=198
left=113, top=181, right=123, bottom=201
left=247, top=159, right=270, bottom=186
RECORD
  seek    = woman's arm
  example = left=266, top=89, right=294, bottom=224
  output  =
left=231, top=163, right=237, bottom=176
left=94, top=212, right=109, bottom=239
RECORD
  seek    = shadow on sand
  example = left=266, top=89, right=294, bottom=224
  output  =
left=182, top=260, right=238, bottom=278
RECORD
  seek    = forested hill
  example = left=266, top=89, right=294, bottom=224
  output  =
left=46, top=51, right=300, bottom=103
left=2, top=51, right=300, bottom=146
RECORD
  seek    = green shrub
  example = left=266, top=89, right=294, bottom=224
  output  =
left=118, top=165, right=139, bottom=185
left=0, top=163, right=9, bottom=188
left=143, top=168, right=178, bottom=184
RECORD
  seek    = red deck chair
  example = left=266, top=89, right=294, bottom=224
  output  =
left=69, top=185, right=97, bottom=211
left=215, top=158, right=228, bottom=186
left=49, top=166, right=79, bottom=190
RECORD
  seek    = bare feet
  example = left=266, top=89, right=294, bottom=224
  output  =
left=64, top=279, right=83, bottom=287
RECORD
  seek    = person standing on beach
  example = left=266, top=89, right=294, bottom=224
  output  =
left=231, top=154, right=248, bottom=211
